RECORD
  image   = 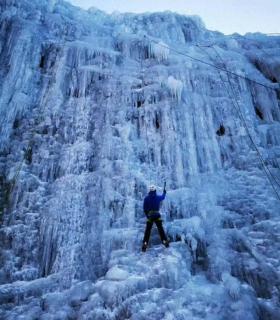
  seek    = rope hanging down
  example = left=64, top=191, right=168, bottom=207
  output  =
left=145, top=35, right=280, bottom=200
left=3, top=34, right=280, bottom=220
left=211, top=46, right=280, bottom=191
left=197, top=38, right=280, bottom=183
left=195, top=44, right=280, bottom=201
left=145, top=36, right=278, bottom=92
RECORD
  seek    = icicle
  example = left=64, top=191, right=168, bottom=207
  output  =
left=221, top=272, right=241, bottom=300
left=150, top=41, right=170, bottom=61
left=167, top=76, right=183, bottom=101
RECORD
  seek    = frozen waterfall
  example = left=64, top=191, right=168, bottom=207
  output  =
left=0, top=1, right=280, bottom=319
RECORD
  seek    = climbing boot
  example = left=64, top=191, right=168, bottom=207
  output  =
left=142, top=242, right=148, bottom=252
left=163, top=240, right=169, bottom=248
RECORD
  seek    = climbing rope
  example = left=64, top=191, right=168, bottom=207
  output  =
left=196, top=43, right=280, bottom=200
left=143, top=34, right=280, bottom=200
left=196, top=37, right=280, bottom=184
left=144, top=35, right=280, bottom=199
left=3, top=32, right=279, bottom=222
left=212, top=46, right=280, bottom=192
left=227, top=34, right=280, bottom=78
left=145, top=36, right=278, bottom=92
left=211, top=45, right=280, bottom=181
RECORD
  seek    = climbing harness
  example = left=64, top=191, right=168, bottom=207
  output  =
left=146, top=210, right=161, bottom=219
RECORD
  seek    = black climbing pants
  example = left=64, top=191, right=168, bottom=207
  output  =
left=143, top=218, right=168, bottom=244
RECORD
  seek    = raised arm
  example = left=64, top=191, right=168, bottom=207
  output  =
left=158, top=190, right=166, bottom=201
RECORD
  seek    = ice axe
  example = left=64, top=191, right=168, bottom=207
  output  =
left=163, top=181, right=166, bottom=192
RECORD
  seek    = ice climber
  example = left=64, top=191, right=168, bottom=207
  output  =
left=142, top=184, right=169, bottom=252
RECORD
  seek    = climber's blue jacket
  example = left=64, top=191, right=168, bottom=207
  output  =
left=143, top=190, right=166, bottom=219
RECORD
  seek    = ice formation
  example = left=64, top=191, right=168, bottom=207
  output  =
left=167, top=76, right=184, bottom=101
left=0, top=0, right=280, bottom=319
left=150, top=41, right=170, bottom=61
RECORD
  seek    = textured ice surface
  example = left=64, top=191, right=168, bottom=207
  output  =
left=167, top=76, right=183, bottom=101
left=0, top=0, right=280, bottom=319
left=150, top=41, right=170, bottom=62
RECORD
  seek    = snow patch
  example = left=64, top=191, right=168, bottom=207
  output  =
left=105, top=266, right=130, bottom=281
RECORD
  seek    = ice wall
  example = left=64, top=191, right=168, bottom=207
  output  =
left=0, top=1, right=280, bottom=319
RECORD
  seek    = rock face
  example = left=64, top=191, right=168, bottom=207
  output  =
left=0, top=0, right=280, bottom=319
